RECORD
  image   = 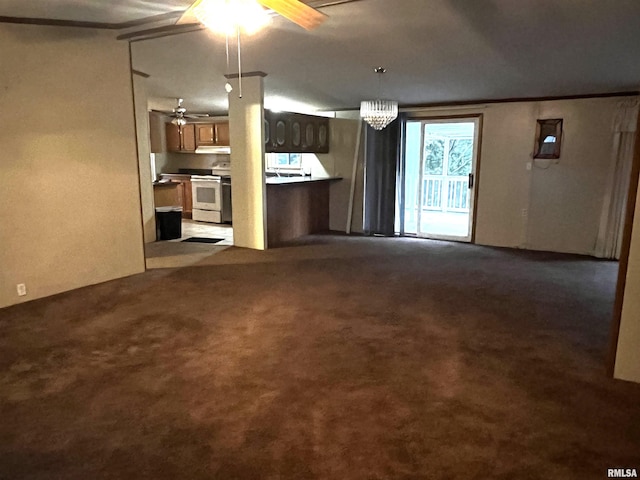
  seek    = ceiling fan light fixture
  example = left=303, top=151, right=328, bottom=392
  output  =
left=193, top=0, right=271, bottom=35
left=171, top=116, right=187, bottom=126
left=360, top=67, right=398, bottom=130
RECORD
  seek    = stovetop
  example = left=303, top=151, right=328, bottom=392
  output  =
left=178, top=168, right=213, bottom=175
left=177, top=166, right=231, bottom=177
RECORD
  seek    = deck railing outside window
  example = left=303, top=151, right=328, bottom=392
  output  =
left=423, top=176, right=469, bottom=212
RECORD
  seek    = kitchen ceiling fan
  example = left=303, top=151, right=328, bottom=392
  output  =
left=156, top=98, right=209, bottom=125
left=176, top=0, right=327, bottom=32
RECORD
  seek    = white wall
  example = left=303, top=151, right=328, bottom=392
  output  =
left=0, top=24, right=145, bottom=309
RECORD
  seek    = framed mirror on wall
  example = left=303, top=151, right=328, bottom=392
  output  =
left=534, top=118, right=563, bottom=159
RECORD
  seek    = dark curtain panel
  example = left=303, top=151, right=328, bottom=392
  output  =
left=363, top=113, right=406, bottom=236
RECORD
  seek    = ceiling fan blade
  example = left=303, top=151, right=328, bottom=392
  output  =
left=176, top=0, right=206, bottom=25
left=258, top=0, right=327, bottom=30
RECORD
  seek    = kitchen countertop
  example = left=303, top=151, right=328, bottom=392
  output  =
left=160, top=173, right=193, bottom=179
left=153, top=181, right=180, bottom=188
left=265, top=176, right=342, bottom=185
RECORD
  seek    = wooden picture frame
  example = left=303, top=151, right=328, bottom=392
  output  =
left=534, top=119, right=563, bottom=159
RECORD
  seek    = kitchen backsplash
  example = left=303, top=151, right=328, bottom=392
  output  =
left=154, top=152, right=230, bottom=178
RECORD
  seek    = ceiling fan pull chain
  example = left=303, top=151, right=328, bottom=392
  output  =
left=237, top=26, right=243, bottom=99
left=225, top=32, right=230, bottom=75
left=224, top=32, right=233, bottom=93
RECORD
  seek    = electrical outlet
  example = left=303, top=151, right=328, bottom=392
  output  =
left=521, top=209, right=528, bottom=217
left=16, top=283, right=27, bottom=296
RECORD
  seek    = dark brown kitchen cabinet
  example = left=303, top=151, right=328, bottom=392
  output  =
left=264, top=111, right=329, bottom=154
left=317, top=121, right=329, bottom=152
left=195, top=122, right=230, bottom=147
left=165, top=123, right=196, bottom=152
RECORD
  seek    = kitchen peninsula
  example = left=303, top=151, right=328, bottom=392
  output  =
left=266, top=176, right=341, bottom=247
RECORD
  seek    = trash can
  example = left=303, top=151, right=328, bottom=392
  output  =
left=155, top=206, right=183, bottom=240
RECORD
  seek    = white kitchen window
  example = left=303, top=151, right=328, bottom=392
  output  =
left=266, top=153, right=303, bottom=172
left=269, top=153, right=301, bottom=168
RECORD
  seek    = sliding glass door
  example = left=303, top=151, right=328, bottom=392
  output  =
left=400, top=117, right=480, bottom=241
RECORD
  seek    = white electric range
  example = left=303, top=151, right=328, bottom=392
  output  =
left=191, top=164, right=232, bottom=224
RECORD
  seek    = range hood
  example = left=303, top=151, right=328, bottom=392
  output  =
left=195, top=146, right=231, bottom=154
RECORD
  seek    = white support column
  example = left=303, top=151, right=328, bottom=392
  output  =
left=227, top=72, right=267, bottom=250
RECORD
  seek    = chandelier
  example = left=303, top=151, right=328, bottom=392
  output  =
left=360, top=67, right=398, bottom=130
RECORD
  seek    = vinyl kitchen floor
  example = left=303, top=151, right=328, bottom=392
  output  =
left=144, top=220, right=233, bottom=270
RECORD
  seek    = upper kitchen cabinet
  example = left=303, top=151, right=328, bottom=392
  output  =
left=195, top=122, right=230, bottom=147
left=317, top=120, right=329, bottom=153
left=264, top=111, right=329, bottom=154
left=214, top=122, right=230, bottom=146
left=195, top=124, right=215, bottom=146
left=166, top=123, right=196, bottom=153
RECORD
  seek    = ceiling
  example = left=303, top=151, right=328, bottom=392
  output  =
left=2, top=0, right=640, bottom=114
left=0, top=0, right=191, bottom=24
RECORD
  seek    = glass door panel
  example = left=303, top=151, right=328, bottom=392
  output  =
left=402, top=118, right=480, bottom=241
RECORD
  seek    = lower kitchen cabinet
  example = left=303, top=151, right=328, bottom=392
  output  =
left=159, top=174, right=193, bottom=218
left=266, top=178, right=338, bottom=247
left=153, top=182, right=180, bottom=207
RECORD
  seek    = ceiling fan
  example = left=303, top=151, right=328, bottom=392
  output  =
left=155, top=98, right=209, bottom=125
left=176, top=0, right=327, bottom=32
left=119, top=1, right=365, bottom=43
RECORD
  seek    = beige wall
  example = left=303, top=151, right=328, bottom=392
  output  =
left=615, top=174, right=640, bottom=383
left=310, top=118, right=365, bottom=233
left=0, top=24, right=145, bottom=309
left=473, top=102, right=536, bottom=248
left=325, top=97, right=631, bottom=253
left=525, top=99, right=621, bottom=254
left=404, top=96, right=633, bottom=255
left=132, top=73, right=156, bottom=244
left=154, top=152, right=229, bottom=177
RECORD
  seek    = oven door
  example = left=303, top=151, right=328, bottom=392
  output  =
left=192, top=178, right=221, bottom=211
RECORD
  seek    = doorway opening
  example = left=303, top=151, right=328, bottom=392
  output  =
left=398, top=117, right=481, bottom=241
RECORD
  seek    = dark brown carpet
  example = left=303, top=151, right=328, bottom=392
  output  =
left=1, top=235, right=639, bottom=479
